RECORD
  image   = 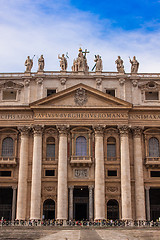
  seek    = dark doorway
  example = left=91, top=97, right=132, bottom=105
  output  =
left=43, top=199, right=55, bottom=220
left=107, top=199, right=119, bottom=220
left=150, top=188, right=160, bottom=221
left=0, top=188, right=13, bottom=220
left=73, top=187, right=89, bottom=220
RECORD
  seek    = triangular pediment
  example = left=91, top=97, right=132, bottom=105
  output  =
left=30, top=83, right=132, bottom=109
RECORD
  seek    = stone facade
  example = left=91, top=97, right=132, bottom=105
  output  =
left=0, top=50, right=160, bottom=221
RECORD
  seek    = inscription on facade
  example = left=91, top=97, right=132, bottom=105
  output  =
left=0, top=113, right=33, bottom=120
left=74, top=169, right=88, bottom=178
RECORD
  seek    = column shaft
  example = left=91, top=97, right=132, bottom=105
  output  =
left=145, top=187, right=150, bottom=221
left=89, top=186, right=94, bottom=220
left=119, top=126, right=132, bottom=220
left=94, top=126, right=105, bottom=220
left=30, top=126, right=43, bottom=219
left=57, top=126, right=68, bottom=220
left=69, top=186, right=74, bottom=220
left=133, top=127, right=146, bottom=220
left=16, top=127, right=29, bottom=220
left=12, top=187, right=17, bottom=221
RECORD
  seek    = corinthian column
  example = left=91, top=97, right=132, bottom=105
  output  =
left=30, top=125, right=43, bottom=220
left=119, top=125, right=132, bottom=220
left=94, top=125, right=105, bottom=220
left=133, top=127, right=146, bottom=220
left=16, top=126, right=30, bottom=220
left=57, top=125, right=68, bottom=220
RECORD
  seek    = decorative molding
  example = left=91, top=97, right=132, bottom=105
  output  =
left=138, top=81, right=160, bottom=91
left=93, top=125, right=105, bottom=135
left=106, top=187, right=118, bottom=193
left=44, top=186, right=55, bottom=192
left=45, top=128, right=57, bottom=136
left=74, top=88, right=88, bottom=106
left=105, top=128, right=118, bottom=135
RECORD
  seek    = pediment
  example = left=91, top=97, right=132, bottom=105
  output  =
left=30, top=83, right=132, bottom=109
left=0, top=80, right=24, bottom=89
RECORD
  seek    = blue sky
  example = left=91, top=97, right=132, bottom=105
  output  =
left=0, top=0, right=160, bottom=72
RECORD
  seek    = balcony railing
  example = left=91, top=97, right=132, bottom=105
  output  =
left=0, top=157, right=17, bottom=167
left=145, top=157, right=160, bottom=168
left=70, top=156, right=92, bottom=167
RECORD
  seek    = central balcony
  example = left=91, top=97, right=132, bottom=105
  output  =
left=70, top=156, right=92, bottom=167
left=145, top=157, right=160, bottom=168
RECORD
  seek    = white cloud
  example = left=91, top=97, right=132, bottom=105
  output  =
left=0, top=0, right=160, bottom=73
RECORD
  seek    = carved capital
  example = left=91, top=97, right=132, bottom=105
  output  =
left=118, top=125, right=130, bottom=136
left=93, top=125, right=105, bottom=136
left=96, top=78, right=102, bottom=86
left=60, top=78, right=67, bottom=85
left=33, top=125, right=43, bottom=135
left=88, top=185, right=94, bottom=191
left=119, top=78, right=125, bottom=86
left=36, top=78, right=43, bottom=85
left=57, top=125, right=69, bottom=135
left=24, top=79, right=30, bottom=87
left=132, top=126, right=143, bottom=137
left=132, top=79, right=138, bottom=87
left=18, top=126, right=30, bottom=136
left=145, top=186, right=150, bottom=191
left=69, top=185, right=74, bottom=190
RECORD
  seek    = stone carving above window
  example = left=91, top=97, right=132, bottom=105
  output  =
left=106, top=187, right=118, bottom=193
left=74, top=168, right=88, bottom=178
left=0, top=81, right=24, bottom=89
left=74, top=88, right=88, bottom=106
left=139, top=81, right=160, bottom=91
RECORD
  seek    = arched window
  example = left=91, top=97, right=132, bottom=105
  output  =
left=107, top=137, right=116, bottom=158
left=2, top=137, right=14, bottom=157
left=46, top=137, right=55, bottom=158
left=76, top=136, right=87, bottom=156
left=149, top=137, right=159, bottom=157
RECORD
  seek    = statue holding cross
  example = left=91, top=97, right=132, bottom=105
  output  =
left=72, top=48, right=89, bottom=72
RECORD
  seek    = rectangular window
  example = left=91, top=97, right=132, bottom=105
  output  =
left=106, top=89, right=115, bottom=97
left=45, top=170, right=55, bottom=176
left=108, top=170, right=117, bottom=176
left=150, top=171, right=160, bottom=177
left=47, top=89, right=56, bottom=97
left=3, top=91, right=17, bottom=100
left=145, top=92, right=159, bottom=100
left=0, top=171, right=11, bottom=177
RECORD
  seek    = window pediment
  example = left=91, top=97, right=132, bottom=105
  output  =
left=0, top=81, right=24, bottom=90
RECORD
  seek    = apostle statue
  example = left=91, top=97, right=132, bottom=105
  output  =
left=129, top=56, right=139, bottom=73
left=58, top=54, right=67, bottom=71
left=115, top=56, right=125, bottom=73
left=38, top=55, right=44, bottom=71
left=72, top=48, right=89, bottom=72
left=25, top=56, right=33, bottom=72
left=94, top=55, right=103, bottom=71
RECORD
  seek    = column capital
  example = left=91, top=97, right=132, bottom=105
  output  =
left=93, top=125, right=105, bottom=136
left=132, top=126, right=143, bottom=138
left=145, top=186, right=150, bottom=190
left=32, top=125, right=43, bottom=135
left=57, top=125, right=69, bottom=135
left=68, top=185, right=74, bottom=190
left=18, top=126, right=30, bottom=136
left=118, top=125, right=130, bottom=136
left=88, top=185, right=94, bottom=190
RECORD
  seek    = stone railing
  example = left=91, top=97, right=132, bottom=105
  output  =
left=0, top=157, right=17, bottom=166
left=70, top=156, right=92, bottom=167
left=145, top=157, right=160, bottom=168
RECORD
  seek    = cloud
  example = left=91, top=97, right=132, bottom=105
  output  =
left=0, top=0, right=160, bottom=73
